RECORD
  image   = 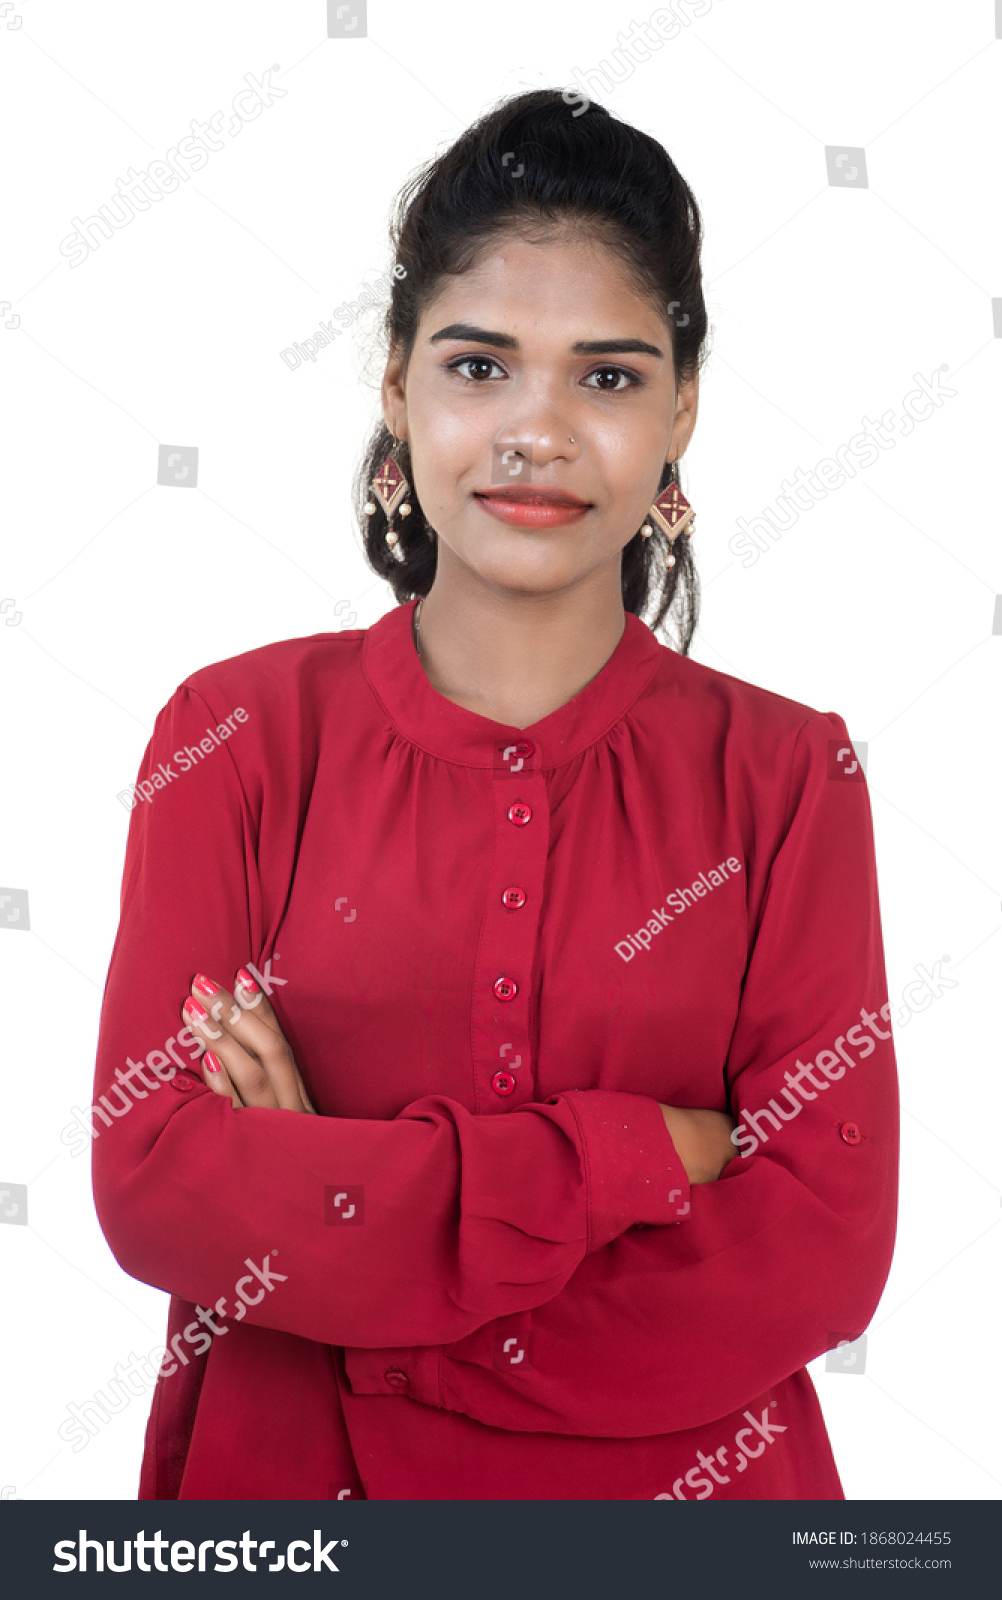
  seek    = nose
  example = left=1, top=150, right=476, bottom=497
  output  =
left=493, top=420, right=581, bottom=474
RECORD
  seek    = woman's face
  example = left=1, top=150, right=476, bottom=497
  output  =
left=382, top=229, right=698, bottom=601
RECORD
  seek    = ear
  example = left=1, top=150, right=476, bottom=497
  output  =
left=667, top=368, right=699, bottom=463
left=381, top=342, right=407, bottom=439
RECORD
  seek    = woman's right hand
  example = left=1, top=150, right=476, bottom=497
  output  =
left=658, top=1104, right=738, bottom=1184
left=182, top=968, right=317, bottom=1114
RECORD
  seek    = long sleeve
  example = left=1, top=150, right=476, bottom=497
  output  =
left=91, top=683, right=691, bottom=1351
left=347, top=712, right=899, bottom=1435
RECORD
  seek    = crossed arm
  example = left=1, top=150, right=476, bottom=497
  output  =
left=181, top=967, right=738, bottom=1187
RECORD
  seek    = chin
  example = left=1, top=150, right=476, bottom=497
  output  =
left=467, top=550, right=587, bottom=598
left=448, top=526, right=591, bottom=591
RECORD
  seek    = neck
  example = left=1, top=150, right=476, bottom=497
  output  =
left=413, top=560, right=627, bottom=729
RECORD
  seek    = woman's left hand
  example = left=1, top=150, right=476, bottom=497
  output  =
left=181, top=969, right=317, bottom=1114
left=658, top=1104, right=738, bottom=1183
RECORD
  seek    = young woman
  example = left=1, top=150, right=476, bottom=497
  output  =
left=92, top=89, right=898, bottom=1501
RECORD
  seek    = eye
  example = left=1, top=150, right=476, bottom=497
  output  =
left=583, top=366, right=643, bottom=392
left=447, top=355, right=507, bottom=382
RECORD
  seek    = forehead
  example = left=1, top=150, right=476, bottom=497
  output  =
left=420, top=231, right=666, bottom=336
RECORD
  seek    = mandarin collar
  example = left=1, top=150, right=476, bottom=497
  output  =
left=361, top=597, right=664, bottom=770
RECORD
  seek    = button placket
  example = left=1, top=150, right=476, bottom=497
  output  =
left=471, top=771, right=549, bottom=1113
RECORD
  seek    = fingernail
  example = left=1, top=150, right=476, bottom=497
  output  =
left=236, top=967, right=261, bottom=994
left=184, top=997, right=209, bottom=1022
left=203, top=1050, right=223, bottom=1074
left=193, top=973, right=221, bottom=995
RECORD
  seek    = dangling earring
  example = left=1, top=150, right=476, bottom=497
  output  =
left=364, top=436, right=413, bottom=557
left=640, top=459, right=696, bottom=569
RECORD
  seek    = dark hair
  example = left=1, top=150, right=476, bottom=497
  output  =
left=354, top=87, right=709, bottom=653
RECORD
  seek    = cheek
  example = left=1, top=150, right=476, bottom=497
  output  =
left=598, top=460, right=661, bottom=535
left=598, top=416, right=667, bottom=491
left=409, top=456, right=458, bottom=521
left=409, top=419, right=480, bottom=509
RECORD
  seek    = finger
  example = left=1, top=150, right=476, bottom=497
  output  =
left=182, top=993, right=228, bottom=1045
left=192, top=974, right=278, bottom=1051
left=202, top=1037, right=279, bottom=1110
left=196, top=976, right=306, bottom=1113
left=192, top=975, right=258, bottom=1038
left=234, top=968, right=285, bottom=1034
left=186, top=980, right=310, bottom=1114
left=234, top=970, right=317, bottom=1113
left=201, top=1048, right=246, bottom=1111
left=184, top=990, right=279, bottom=1107
left=230, top=972, right=315, bottom=1113
left=183, top=993, right=263, bottom=1097
left=188, top=980, right=271, bottom=1059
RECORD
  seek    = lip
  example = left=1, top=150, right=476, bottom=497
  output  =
left=474, top=488, right=591, bottom=529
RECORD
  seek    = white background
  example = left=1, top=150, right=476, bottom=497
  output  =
left=0, top=0, right=999, bottom=1501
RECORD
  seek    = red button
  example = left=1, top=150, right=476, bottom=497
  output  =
left=491, top=1071, right=517, bottom=1097
left=384, top=1368, right=409, bottom=1388
left=507, top=801, right=532, bottom=826
left=840, top=1121, right=862, bottom=1145
left=502, top=886, right=526, bottom=910
left=512, top=740, right=534, bottom=757
left=171, top=1072, right=196, bottom=1093
left=493, top=976, right=517, bottom=1002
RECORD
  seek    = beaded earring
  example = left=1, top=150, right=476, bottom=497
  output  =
left=364, top=437, right=412, bottom=559
left=640, top=460, right=696, bottom=569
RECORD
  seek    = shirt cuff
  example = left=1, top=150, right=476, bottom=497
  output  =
left=560, top=1089, right=691, bottom=1252
left=342, top=1342, right=441, bottom=1405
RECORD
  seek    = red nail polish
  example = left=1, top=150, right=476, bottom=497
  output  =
left=236, top=967, right=261, bottom=994
left=193, top=973, right=221, bottom=995
left=184, top=997, right=209, bottom=1021
left=203, top=1050, right=223, bottom=1074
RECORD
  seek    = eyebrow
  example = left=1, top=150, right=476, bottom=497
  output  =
left=428, top=322, right=664, bottom=359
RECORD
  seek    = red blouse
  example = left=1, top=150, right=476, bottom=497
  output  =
left=90, top=598, right=898, bottom=1501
